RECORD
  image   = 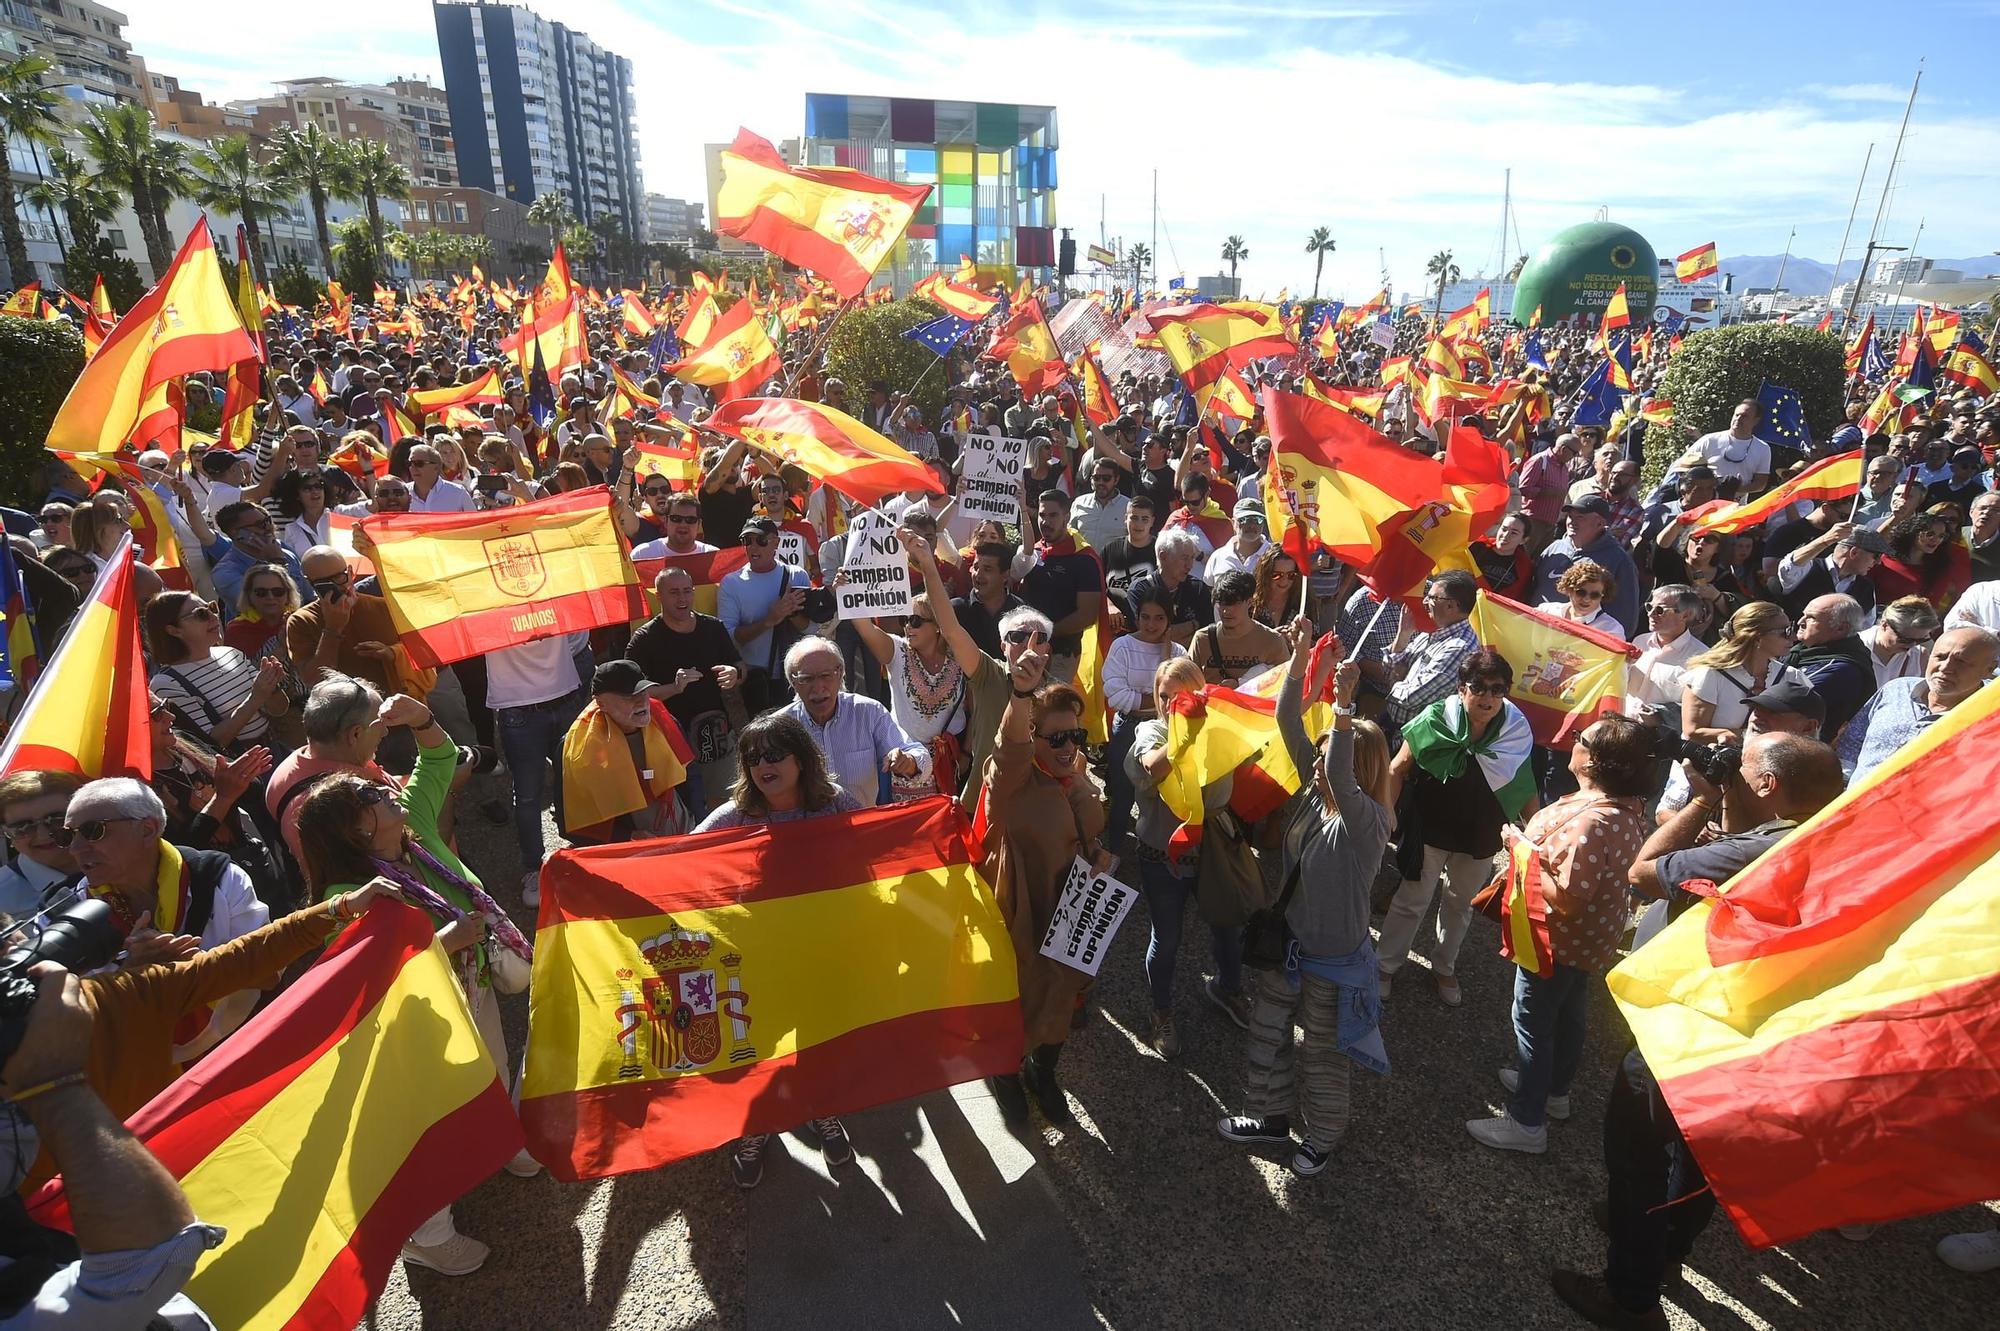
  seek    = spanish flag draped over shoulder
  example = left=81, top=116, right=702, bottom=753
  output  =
left=0, top=536, right=150, bottom=781
left=1260, top=385, right=1441, bottom=567
left=1609, top=676, right=2000, bottom=1248
left=1675, top=242, right=1720, bottom=282
left=1467, top=591, right=1635, bottom=749
left=560, top=698, right=692, bottom=833
left=1685, top=449, right=1864, bottom=537
left=633, top=547, right=749, bottom=617
left=45, top=223, right=257, bottom=454
left=715, top=128, right=930, bottom=300
left=985, top=297, right=1068, bottom=397
left=705, top=397, right=941, bottom=505
left=361, top=486, right=644, bottom=668
left=520, top=797, right=1023, bottom=1179
left=29, top=903, right=522, bottom=1329
left=665, top=297, right=781, bottom=403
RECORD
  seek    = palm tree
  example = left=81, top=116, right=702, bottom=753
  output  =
left=1426, top=249, right=1460, bottom=326
left=80, top=104, right=188, bottom=276
left=1221, top=235, right=1248, bottom=291
left=1127, top=242, right=1151, bottom=292
left=188, top=134, right=286, bottom=286
left=526, top=191, right=571, bottom=252
left=1305, top=226, right=1335, bottom=302
left=345, top=138, right=412, bottom=246
left=268, top=124, right=355, bottom=276
left=0, top=54, right=64, bottom=283
left=24, top=146, right=117, bottom=254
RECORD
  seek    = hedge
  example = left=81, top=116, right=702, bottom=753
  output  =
left=0, top=315, right=84, bottom=508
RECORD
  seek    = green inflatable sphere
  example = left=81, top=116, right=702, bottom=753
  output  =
left=1512, top=222, right=1658, bottom=326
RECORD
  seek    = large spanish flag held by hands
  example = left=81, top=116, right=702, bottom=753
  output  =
left=520, top=797, right=1023, bottom=1179
left=1357, top=424, right=1512, bottom=602
left=985, top=297, right=1068, bottom=397
left=1468, top=591, right=1635, bottom=749
left=1684, top=449, right=1864, bottom=537
left=705, top=396, right=942, bottom=505
left=29, top=903, right=522, bottom=1330
left=1610, top=677, right=2000, bottom=1249
left=715, top=128, right=930, bottom=300
left=0, top=537, right=149, bottom=781
left=360, top=485, right=644, bottom=668
left=1260, top=385, right=1441, bottom=567
left=665, top=296, right=782, bottom=403
left=45, top=222, right=258, bottom=455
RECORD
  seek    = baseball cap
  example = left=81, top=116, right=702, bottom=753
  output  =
left=198, top=448, right=243, bottom=478
left=1563, top=494, right=1614, bottom=518
left=591, top=659, right=658, bottom=697
left=1842, top=528, right=1890, bottom=555
left=1747, top=676, right=1825, bottom=724
left=1232, top=496, right=1267, bottom=522
left=739, top=516, right=780, bottom=541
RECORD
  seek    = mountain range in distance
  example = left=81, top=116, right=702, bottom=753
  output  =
left=1717, top=253, right=2000, bottom=292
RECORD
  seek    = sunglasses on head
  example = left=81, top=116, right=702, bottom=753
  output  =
left=1004, top=628, right=1051, bottom=646
left=740, top=744, right=792, bottom=767
left=1038, top=727, right=1088, bottom=749
left=3, top=812, right=65, bottom=839
left=52, top=815, right=139, bottom=846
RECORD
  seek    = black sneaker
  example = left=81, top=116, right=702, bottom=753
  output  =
left=1216, top=1114, right=1292, bottom=1144
left=731, top=1134, right=767, bottom=1189
left=1290, top=1142, right=1331, bottom=1176
left=1021, top=1056, right=1072, bottom=1124
left=814, top=1117, right=852, bottom=1167
left=1549, top=1268, right=1669, bottom=1331
left=989, top=1073, right=1030, bottom=1125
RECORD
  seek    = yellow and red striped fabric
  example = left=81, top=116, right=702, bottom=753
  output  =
left=520, top=797, right=1023, bottom=1179
left=408, top=366, right=504, bottom=419
left=362, top=485, right=644, bottom=668
left=985, top=297, right=1068, bottom=398
left=1675, top=242, right=1720, bottom=281
left=633, top=547, right=749, bottom=616
left=29, top=903, right=521, bottom=1329
left=1074, top=350, right=1119, bottom=426
left=1356, top=425, right=1512, bottom=602
left=665, top=297, right=781, bottom=403
left=0, top=537, right=149, bottom=781
left=1497, top=827, right=1555, bottom=978
left=913, top=271, right=999, bottom=321
left=1261, top=386, right=1441, bottom=568
left=704, top=397, right=941, bottom=505
left=1684, top=449, right=1863, bottom=537
left=1468, top=591, right=1634, bottom=748
left=1610, top=676, right=2000, bottom=1248
left=715, top=129, right=930, bottom=299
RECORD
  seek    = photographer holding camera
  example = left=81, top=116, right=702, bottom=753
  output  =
left=1550, top=731, right=1846, bottom=1327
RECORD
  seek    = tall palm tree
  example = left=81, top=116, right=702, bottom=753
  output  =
left=0, top=54, right=64, bottom=283
left=526, top=190, right=571, bottom=253
left=188, top=134, right=286, bottom=286
left=345, top=138, right=412, bottom=246
left=1425, top=249, right=1460, bottom=327
left=1126, top=242, right=1151, bottom=291
left=1305, top=226, right=1335, bottom=302
left=24, top=146, right=117, bottom=254
left=80, top=104, right=187, bottom=276
left=1221, top=235, right=1248, bottom=291
left=268, top=124, right=355, bottom=277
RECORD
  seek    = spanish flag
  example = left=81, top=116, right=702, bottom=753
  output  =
left=361, top=486, right=645, bottom=668
left=0, top=539, right=38, bottom=689
left=914, top=270, right=1000, bottom=321
left=985, top=297, right=1068, bottom=397
left=665, top=297, right=781, bottom=403
left=1843, top=315, right=1876, bottom=376
left=1354, top=424, right=1511, bottom=602
left=715, top=128, right=930, bottom=300
left=30, top=903, right=523, bottom=1329
left=1073, top=350, right=1119, bottom=426
left=1149, top=302, right=1295, bottom=413
left=1496, top=825, right=1556, bottom=978
left=633, top=547, right=749, bottom=616
left=520, top=797, right=1023, bottom=1179
left=0, top=536, right=149, bottom=781
left=1685, top=449, right=1864, bottom=537
left=560, top=698, right=692, bottom=835
left=707, top=396, right=941, bottom=505
left=1942, top=344, right=1998, bottom=397
left=1609, top=676, right=2000, bottom=1248
left=1467, top=591, right=1635, bottom=749
left=604, top=363, right=664, bottom=420
left=620, top=289, right=658, bottom=337
left=1260, top=386, right=1440, bottom=567
left=1675, top=242, right=1720, bottom=282
left=1300, top=376, right=1385, bottom=420
left=52, top=452, right=189, bottom=586
left=1639, top=396, right=1676, bottom=426
left=1599, top=281, right=1631, bottom=335
left=500, top=245, right=586, bottom=379
left=45, top=223, right=257, bottom=455
left=1, top=281, right=40, bottom=316
left=1440, top=287, right=1490, bottom=339
left=408, top=366, right=504, bottom=418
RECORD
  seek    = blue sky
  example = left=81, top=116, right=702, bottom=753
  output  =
left=124, top=0, right=1998, bottom=297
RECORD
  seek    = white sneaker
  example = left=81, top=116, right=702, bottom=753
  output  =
left=1938, top=1229, right=2000, bottom=1273
left=504, top=1147, right=543, bottom=1178
left=401, top=1232, right=490, bottom=1276
left=1497, top=1067, right=1570, bottom=1121
left=1467, top=1113, right=1548, bottom=1155
left=521, top=869, right=541, bottom=909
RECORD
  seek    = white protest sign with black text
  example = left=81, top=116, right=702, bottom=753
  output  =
left=955, top=432, right=1028, bottom=527
left=836, top=508, right=914, bottom=621
left=1037, top=856, right=1139, bottom=977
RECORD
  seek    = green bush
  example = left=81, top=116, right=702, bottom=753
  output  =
left=0, top=314, right=85, bottom=507
left=272, top=254, right=319, bottom=310
left=1650, top=323, right=1846, bottom=484
left=822, top=298, right=951, bottom=425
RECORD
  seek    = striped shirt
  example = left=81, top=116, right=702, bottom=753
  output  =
left=152, top=647, right=269, bottom=744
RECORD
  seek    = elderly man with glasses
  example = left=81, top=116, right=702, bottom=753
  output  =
left=779, top=637, right=926, bottom=808
left=404, top=444, right=475, bottom=513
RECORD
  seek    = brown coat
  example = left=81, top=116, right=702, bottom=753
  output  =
left=284, top=591, right=436, bottom=697
left=981, top=737, right=1106, bottom=1047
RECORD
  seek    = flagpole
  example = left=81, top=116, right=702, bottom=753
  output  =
left=781, top=296, right=857, bottom=396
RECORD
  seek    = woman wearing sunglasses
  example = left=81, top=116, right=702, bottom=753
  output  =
left=0, top=769, right=85, bottom=919
left=274, top=469, right=333, bottom=560
left=981, top=648, right=1110, bottom=1127
left=1539, top=559, right=1627, bottom=641
left=293, top=703, right=539, bottom=1275
left=845, top=591, right=968, bottom=800
left=145, top=591, right=290, bottom=756
left=224, top=565, right=302, bottom=659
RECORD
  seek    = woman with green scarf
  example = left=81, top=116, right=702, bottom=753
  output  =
left=1379, top=647, right=1538, bottom=1008
left=294, top=696, right=537, bottom=1279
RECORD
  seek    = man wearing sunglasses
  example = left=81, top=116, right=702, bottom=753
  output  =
left=718, top=518, right=824, bottom=707
left=779, top=638, right=926, bottom=808
left=0, top=770, right=84, bottom=918
left=207, top=501, right=314, bottom=622
left=629, top=492, right=714, bottom=561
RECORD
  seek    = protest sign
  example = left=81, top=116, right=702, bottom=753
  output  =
left=1037, top=856, right=1139, bottom=977
left=956, top=431, right=1027, bottom=527
left=836, top=507, right=913, bottom=621
left=1368, top=319, right=1397, bottom=349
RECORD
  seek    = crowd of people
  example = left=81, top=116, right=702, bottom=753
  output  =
left=2, top=277, right=1998, bottom=1331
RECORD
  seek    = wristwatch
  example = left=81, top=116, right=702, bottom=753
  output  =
left=1332, top=703, right=1357, bottom=717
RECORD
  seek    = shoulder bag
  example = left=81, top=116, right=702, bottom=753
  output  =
left=1240, top=856, right=1304, bottom=972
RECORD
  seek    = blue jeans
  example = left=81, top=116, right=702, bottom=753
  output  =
left=1508, top=962, right=1593, bottom=1129
left=1105, top=712, right=1141, bottom=843
left=497, top=689, right=586, bottom=866
left=1139, top=857, right=1243, bottom=1011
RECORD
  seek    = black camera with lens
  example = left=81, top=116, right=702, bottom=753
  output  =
left=1654, top=732, right=1744, bottom=787
left=0, top=898, right=122, bottom=1079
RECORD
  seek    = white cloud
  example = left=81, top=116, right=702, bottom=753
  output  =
left=116, top=0, right=1999, bottom=299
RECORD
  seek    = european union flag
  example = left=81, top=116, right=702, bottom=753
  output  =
left=1167, top=276, right=1186, bottom=291
left=1754, top=381, right=1810, bottom=452
left=1570, top=360, right=1623, bottom=428
left=648, top=326, right=679, bottom=368
left=464, top=334, right=480, bottom=366
left=527, top=343, right=557, bottom=428
left=1314, top=301, right=1343, bottom=335
left=1522, top=330, right=1549, bottom=372
left=1659, top=308, right=1687, bottom=335
left=901, top=312, right=975, bottom=359
left=1860, top=331, right=1889, bottom=379
left=1171, top=380, right=1197, bottom=426
left=1905, top=338, right=1937, bottom=391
